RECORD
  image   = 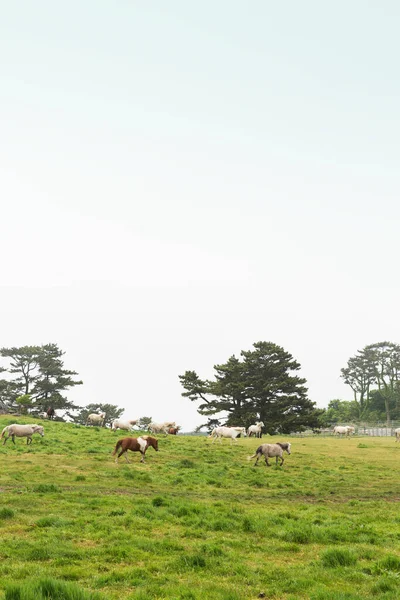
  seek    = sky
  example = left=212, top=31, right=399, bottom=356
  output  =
left=1, top=2, right=400, bottom=430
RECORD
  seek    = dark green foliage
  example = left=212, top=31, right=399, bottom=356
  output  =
left=179, top=341, right=321, bottom=433
left=0, top=507, right=15, bottom=519
left=71, top=403, right=124, bottom=427
left=341, top=341, right=400, bottom=422
left=0, top=344, right=82, bottom=414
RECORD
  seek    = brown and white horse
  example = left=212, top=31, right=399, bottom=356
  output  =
left=112, top=436, right=159, bottom=464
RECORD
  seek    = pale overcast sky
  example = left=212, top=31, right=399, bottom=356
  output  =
left=1, top=2, right=399, bottom=429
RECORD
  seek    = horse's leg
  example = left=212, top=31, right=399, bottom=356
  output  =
left=3, top=435, right=7, bottom=446
left=140, top=451, right=146, bottom=463
left=124, top=451, right=131, bottom=464
left=11, top=435, right=15, bottom=445
left=265, top=457, right=270, bottom=466
left=254, top=453, right=260, bottom=466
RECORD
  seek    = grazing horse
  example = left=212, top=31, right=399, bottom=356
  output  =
left=209, top=426, right=247, bottom=444
left=248, top=442, right=291, bottom=466
left=113, top=436, right=159, bottom=464
left=47, top=407, right=55, bottom=420
left=1, top=424, right=44, bottom=445
left=247, top=421, right=265, bottom=438
left=395, top=428, right=400, bottom=442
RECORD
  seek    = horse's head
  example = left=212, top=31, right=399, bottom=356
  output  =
left=148, top=437, right=159, bottom=451
left=33, top=426, right=44, bottom=437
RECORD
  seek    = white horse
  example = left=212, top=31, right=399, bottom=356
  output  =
left=209, top=426, right=247, bottom=444
left=1, top=424, right=44, bottom=445
left=395, top=428, right=400, bottom=442
left=111, top=419, right=137, bottom=432
left=333, top=425, right=354, bottom=437
left=148, top=422, right=170, bottom=435
left=247, top=421, right=265, bottom=438
left=86, top=412, right=106, bottom=426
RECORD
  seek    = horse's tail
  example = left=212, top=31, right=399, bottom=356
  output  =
left=1, top=426, right=8, bottom=439
left=112, top=440, right=123, bottom=455
left=247, top=454, right=257, bottom=461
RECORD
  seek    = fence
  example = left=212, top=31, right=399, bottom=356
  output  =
left=290, top=424, right=400, bottom=438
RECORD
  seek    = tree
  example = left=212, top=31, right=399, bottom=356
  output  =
left=0, top=344, right=82, bottom=414
left=0, top=346, right=41, bottom=399
left=179, top=341, right=321, bottom=434
left=31, top=343, right=83, bottom=410
left=195, top=418, right=221, bottom=434
left=15, top=394, right=33, bottom=415
left=319, top=399, right=360, bottom=426
left=70, top=403, right=124, bottom=427
left=341, top=342, right=400, bottom=425
left=137, top=416, right=152, bottom=430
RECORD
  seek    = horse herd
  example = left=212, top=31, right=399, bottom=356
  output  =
left=2, top=418, right=400, bottom=470
left=85, top=414, right=180, bottom=436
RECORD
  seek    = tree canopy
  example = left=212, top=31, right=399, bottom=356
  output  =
left=179, top=341, right=321, bottom=433
left=70, top=403, right=124, bottom=427
left=0, top=343, right=82, bottom=415
left=341, top=341, right=400, bottom=424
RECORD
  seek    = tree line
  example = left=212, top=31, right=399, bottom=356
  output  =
left=0, top=343, right=125, bottom=426
left=179, top=340, right=400, bottom=433
left=2, top=340, right=398, bottom=432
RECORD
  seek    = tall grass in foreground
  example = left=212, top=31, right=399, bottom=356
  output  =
left=5, top=578, right=103, bottom=600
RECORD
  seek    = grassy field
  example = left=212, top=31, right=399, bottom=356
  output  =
left=1, top=419, right=400, bottom=600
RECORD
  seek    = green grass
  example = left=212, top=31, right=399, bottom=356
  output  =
left=0, top=419, right=400, bottom=599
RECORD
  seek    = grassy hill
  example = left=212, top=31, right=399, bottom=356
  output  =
left=0, top=418, right=400, bottom=599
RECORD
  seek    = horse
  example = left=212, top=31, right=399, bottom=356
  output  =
left=1, top=424, right=44, bottom=445
left=168, top=427, right=180, bottom=435
left=248, top=442, right=291, bottom=466
left=247, top=421, right=265, bottom=438
left=209, top=426, right=247, bottom=444
left=111, top=419, right=137, bottom=432
left=47, top=407, right=55, bottom=420
left=148, top=422, right=170, bottom=435
left=112, top=436, right=159, bottom=464
left=86, top=412, right=106, bottom=426
left=333, top=426, right=354, bottom=437
left=395, top=428, right=400, bottom=442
